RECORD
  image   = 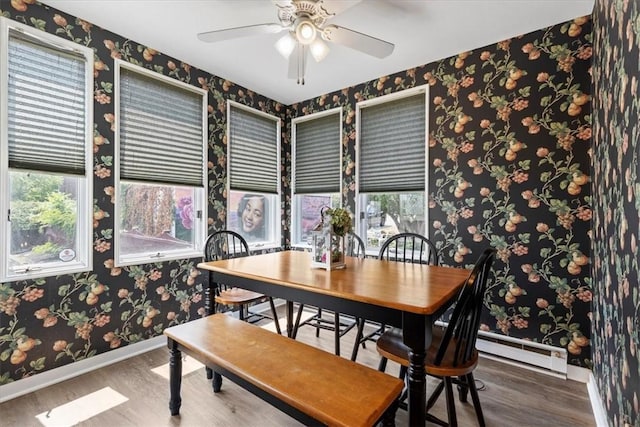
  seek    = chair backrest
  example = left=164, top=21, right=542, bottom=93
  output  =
left=345, top=232, right=366, bottom=259
left=434, top=248, right=496, bottom=367
left=378, top=232, right=438, bottom=265
left=204, top=230, right=250, bottom=262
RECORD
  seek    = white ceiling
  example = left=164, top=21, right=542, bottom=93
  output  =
left=44, top=0, right=594, bottom=105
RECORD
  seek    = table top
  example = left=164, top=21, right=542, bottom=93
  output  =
left=197, top=250, right=471, bottom=316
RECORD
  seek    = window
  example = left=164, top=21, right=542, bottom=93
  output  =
left=115, top=60, right=206, bottom=266
left=356, top=86, right=429, bottom=253
left=227, top=102, right=281, bottom=248
left=292, top=108, right=342, bottom=247
left=0, top=19, right=94, bottom=282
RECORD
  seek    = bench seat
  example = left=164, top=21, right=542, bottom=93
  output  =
left=164, top=314, right=404, bottom=427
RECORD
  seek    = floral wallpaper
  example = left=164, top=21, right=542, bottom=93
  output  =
left=291, top=17, right=594, bottom=369
left=1, top=3, right=634, bottom=425
left=592, top=0, right=640, bottom=426
left=0, top=0, right=287, bottom=385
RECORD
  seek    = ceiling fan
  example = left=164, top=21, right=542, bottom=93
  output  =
left=197, top=0, right=395, bottom=85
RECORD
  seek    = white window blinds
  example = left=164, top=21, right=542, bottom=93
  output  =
left=119, top=67, right=204, bottom=187
left=7, top=31, right=88, bottom=175
left=228, top=104, right=279, bottom=194
left=359, top=93, right=426, bottom=193
left=294, top=111, right=341, bottom=194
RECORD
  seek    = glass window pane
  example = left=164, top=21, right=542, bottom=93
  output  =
left=228, top=191, right=278, bottom=247
left=292, top=194, right=340, bottom=246
left=8, top=171, right=80, bottom=270
left=360, top=192, right=425, bottom=253
left=119, top=183, right=196, bottom=257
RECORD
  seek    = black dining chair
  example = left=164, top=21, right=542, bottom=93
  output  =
left=204, top=230, right=281, bottom=334
left=350, top=232, right=439, bottom=362
left=292, top=232, right=365, bottom=356
left=376, top=248, right=496, bottom=427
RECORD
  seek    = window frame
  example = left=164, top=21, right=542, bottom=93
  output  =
left=355, top=86, right=430, bottom=255
left=226, top=101, right=282, bottom=250
left=113, top=59, right=208, bottom=267
left=0, top=17, right=94, bottom=282
left=291, top=107, right=343, bottom=248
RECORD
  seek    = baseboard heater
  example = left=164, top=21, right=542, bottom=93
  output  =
left=475, top=330, right=568, bottom=379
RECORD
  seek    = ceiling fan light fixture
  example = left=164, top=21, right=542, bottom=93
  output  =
left=309, top=38, right=329, bottom=62
left=275, top=32, right=296, bottom=58
left=295, top=17, right=316, bottom=45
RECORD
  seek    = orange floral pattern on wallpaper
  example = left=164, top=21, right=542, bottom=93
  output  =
left=0, top=0, right=286, bottom=384
left=592, top=0, right=639, bottom=425
left=291, top=18, right=593, bottom=368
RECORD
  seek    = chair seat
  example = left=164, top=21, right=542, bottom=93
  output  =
left=376, top=328, right=478, bottom=377
left=215, top=288, right=267, bottom=305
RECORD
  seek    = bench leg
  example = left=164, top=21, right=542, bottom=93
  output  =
left=205, top=275, right=216, bottom=381
left=379, top=398, right=399, bottom=427
left=212, top=371, right=223, bottom=393
left=168, top=342, right=182, bottom=416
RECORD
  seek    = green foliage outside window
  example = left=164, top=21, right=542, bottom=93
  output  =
left=9, top=173, right=77, bottom=256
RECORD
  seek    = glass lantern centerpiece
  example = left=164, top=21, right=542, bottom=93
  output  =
left=310, top=206, right=352, bottom=270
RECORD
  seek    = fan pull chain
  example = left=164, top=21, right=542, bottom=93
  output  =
left=298, top=44, right=305, bottom=85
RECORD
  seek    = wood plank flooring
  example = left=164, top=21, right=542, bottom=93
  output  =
left=0, top=310, right=596, bottom=427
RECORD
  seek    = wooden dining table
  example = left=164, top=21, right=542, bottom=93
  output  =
left=197, top=250, right=471, bottom=426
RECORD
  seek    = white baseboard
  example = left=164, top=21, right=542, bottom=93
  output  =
left=567, top=364, right=591, bottom=383
left=587, top=372, right=609, bottom=427
left=0, top=335, right=165, bottom=404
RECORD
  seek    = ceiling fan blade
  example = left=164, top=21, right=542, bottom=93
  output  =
left=197, top=23, right=284, bottom=43
left=322, top=24, right=394, bottom=58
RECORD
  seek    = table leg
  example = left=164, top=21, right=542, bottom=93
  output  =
left=286, top=300, right=294, bottom=338
left=168, top=340, right=182, bottom=416
left=402, top=313, right=432, bottom=426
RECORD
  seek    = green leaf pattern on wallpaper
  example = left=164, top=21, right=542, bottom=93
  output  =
left=428, top=19, right=592, bottom=364
left=290, top=16, right=593, bottom=369
left=592, top=0, right=640, bottom=426
left=0, top=0, right=286, bottom=384
left=0, top=0, right=600, bottom=406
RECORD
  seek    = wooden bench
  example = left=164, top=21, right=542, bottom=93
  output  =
left=164, top=314, right=404, bottom=427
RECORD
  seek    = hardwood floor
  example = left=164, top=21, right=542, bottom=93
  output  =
left=0, top=311, right=596, bottom=427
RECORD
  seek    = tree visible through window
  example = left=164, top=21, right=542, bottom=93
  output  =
left=1, top=18, right=93, bottom=281
left=115, top=60, right=206, bottom=265
left=356, top=87, right=428, bottom=253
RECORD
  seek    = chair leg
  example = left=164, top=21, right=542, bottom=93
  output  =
left=466, top=373, right=485, bottom=427
left=443, top=377, right=458, bottom=427
left=315, top=307, right=322, bottom=337
left=426, top=379, right=444, bottom=411
left=267, top=297, right=281, bottom=335
left=292, top=303, right=305, bottom=339
left=350, top=318, right=365, bottom=361
left=425, top=380, right=448, bottom=427
left=398, top=365, right=407, bottom=380
left=378, top=356, right=388, bottom=372
left=457, top=375, right=469, bottom=403
left=239, top=305, right=245, bottom=322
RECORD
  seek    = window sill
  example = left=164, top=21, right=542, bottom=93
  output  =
left=2, top=261, right=91, bottom=283
left=116, top=249, right=202, bottom=267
